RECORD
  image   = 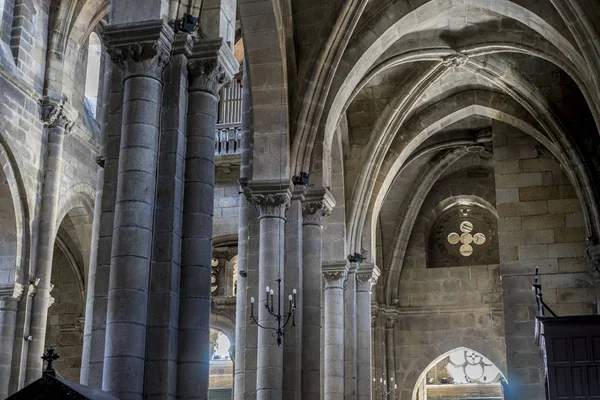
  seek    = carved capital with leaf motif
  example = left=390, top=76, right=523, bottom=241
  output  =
left=41, top=95, right=76, bottom=133
left=302, top=187, right=335, bottom=227
left=103, top=20, right=173, bottom=79
left=188, top=38, right=238, bottom=96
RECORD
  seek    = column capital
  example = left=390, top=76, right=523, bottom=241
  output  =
left=188, top=38, right=238, bottom=95
left=302, top=187, right=335, bottom=227
left=356, top=263, right=380, bottom=293
left=0, top=282, right=24, bottom=307
left=322, top=261, right=349, bottom=289
left=103, top=20, right=174, bottom=79
left=41, top=95, right=76, bottom=133
left=371, top=304, right=380, bottom=327
left=586, top=243, right=600, bottom=279
left=244, top=180, right=293, bottom=219
left=384, top=310, right=398, bottom=329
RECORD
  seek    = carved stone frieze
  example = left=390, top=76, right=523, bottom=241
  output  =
left=103, top=20, right=174, bottom=79
left=41, top=95, right=75, bottom=133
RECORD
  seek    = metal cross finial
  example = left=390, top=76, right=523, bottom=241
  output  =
left=41, top=347, right=60, bottom=376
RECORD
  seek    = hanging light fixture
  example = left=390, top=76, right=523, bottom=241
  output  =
left=373, top=373, right=397, bottom=399
left=249, top=279, right=297, bottom=346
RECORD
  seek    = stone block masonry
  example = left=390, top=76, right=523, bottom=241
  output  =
left=493, top=121, right=595, bottom=400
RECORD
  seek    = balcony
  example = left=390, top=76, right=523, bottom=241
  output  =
left=215, top=79, right=242, bottom=173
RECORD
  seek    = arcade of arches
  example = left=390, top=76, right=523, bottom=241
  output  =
left=0, top=1, right=599, bottom=399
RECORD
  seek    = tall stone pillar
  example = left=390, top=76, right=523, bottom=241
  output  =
left=81, top=55, right=112, bottom=386
left=355, top=264, right=379, bottom=400
left=234, top=58, right=252, bottom=400
left=323, top=261, right=349, bottom=400
left=101, top=21, right=173, bottom=399
left=246, top=180, right=293, bottom=400
left=177, top=38, right=236, bottom=400
left=25, top=96, right=75, bottom=384
left=344, top=263, right=357, bottom=400
left=0, top=286, right=22, bottom=398
left=385, top=311, right=397, bottom=400
left=301, top=188, right=334, bottom=400
left=283, top=184, right=305, bottom=399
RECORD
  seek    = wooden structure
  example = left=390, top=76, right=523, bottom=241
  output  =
left=538, top=315, right=600, bottom=399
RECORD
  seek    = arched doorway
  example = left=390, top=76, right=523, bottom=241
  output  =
left=413, top=348, right=507, bottom=400
left=44, top=203, right=93, bottom=382
left=209, top=328, right=234, bottom=399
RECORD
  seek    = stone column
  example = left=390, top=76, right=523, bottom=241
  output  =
left=302, top=188, right=334, bottom=400
left=144, top=32, right=192, bottom=399
left=344, top=263, right=357, bottom=400
left=0, top=286, right=22, bottom=398
left=323, top=261, right=349, bottom=400
left=100, top=21, right=173, bottom=399
left=25, top=96, right=75, bottom=384
left=87, top=63, right=124, bottom=389
left=246, top=180, right=293, bottom=400
left=80, top=54, right=113, bottom=386
left=385, top=311, right=397, bottom=399
left=234, top=58, right=251, bottom=400
left=177, top=38, right=236, bottom=400
left=356, top=264, right=379, bottom=400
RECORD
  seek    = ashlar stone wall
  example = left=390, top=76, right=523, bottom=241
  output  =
left=493, top=120, right=595, bottom=400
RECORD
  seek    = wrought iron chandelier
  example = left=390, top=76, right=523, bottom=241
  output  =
left=373, top=373, right=397, bottom=399
left=249, top=278, right=297, bottom=346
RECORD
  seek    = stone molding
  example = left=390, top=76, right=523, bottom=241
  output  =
left=322, top=261, right=349, bottom=289
left=103, top=20, right=174, bottom=79
left=188, top=38, right=238, bottom=95
left=356, top=263, right=380, bottom=293
left=244, top=180, right=293, bottom=219
left=41, top=95, right=76, bottom=133
left=302, top=187, right=335, bottom=227
left=586, top=243, right=600, bottom=279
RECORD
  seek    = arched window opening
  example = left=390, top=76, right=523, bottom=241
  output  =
left=414, top=348, right=507, bottom=400
left=209, top=329, right=233, bottom=399
left=84, top=32, right=102, bottom=119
